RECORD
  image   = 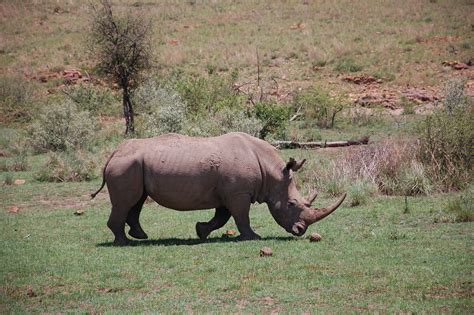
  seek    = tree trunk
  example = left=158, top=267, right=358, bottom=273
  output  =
left=122, top=84, right=134, bottom=134
left=272, top=136, right=370, bottom=149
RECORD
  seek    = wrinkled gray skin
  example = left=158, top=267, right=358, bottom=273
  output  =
left=91, top=132, right=346, bottom=245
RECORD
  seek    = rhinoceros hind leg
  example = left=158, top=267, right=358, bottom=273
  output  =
left=127, top=193, right=148, bottom=240
left=107, top=207, right=130, bottom=246
left=227, top=195, right=261, bottom=241
left=196, top=207, right=231, bottom=240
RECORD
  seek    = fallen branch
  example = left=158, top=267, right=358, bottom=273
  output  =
left=272, top=136, right=370, bottom=149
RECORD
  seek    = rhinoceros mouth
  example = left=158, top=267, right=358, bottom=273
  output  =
left=290, top=222, right=307, bottom=236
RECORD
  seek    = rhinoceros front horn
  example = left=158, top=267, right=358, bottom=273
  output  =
left=307, top=193, right=346, bottom=224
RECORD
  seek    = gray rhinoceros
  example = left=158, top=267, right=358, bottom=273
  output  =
left=91, top=132, right=346, bottom=245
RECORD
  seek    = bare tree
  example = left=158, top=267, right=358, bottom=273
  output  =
left=89, top=0, right=152, bottom=134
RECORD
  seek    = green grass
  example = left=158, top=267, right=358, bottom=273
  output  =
left=1, top=167, right=472, bottom=313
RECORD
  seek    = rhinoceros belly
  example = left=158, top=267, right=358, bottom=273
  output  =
left=142, top=143, right=224, bottom=211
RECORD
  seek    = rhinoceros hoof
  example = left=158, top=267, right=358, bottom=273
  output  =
left=113, top=238, right=130, bottom=246
left=196, top=222, right=210, bottom=240
left=128, top=229, right=148, bottom=240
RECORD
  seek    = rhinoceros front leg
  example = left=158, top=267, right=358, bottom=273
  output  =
left=196, top=207, right=231, bottom=240
left=227, top=194, right=261, bottom=241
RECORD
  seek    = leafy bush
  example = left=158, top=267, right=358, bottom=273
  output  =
left=184, top=108, right=263, bottom=138
left=212, top=107, right=263, bottom=137
left=63, top=83, right=117, bottom=114
left=34, top=151, right=97, bottom=182
left=136, top=76, right=265, bottom=138
left=9, top=153, right=29, bottom=172
left=334, top=57, right=363, bottom=73
left=3, top=173, right=13, bottom=186
left=173, top=71, right=243, bottom=114
left=417, top=79, right=473, bottom=191
left=292, top=87, right=344, bottom=128
left=0, top=76, right=37, bottom=123
left=446, top=193, right=474, bottom=223
left=28, top=101, right=97, bottom=152
left=252, top=101, right=290, bottom=139
left=398, top=160, right=432, bottom=196
left=137, top=84, right=188, bottom=137
left=348, top=179, right=378, bottom=207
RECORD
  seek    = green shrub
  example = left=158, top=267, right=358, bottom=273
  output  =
left=348, top=180, right=378, bottom=207
left=28, top=101, right=97, bottom=152
left=137, top=85, right=188, bottom=137
left=3, top=173, right=13, bottom=185
left=0, top=76, right=37, bottom=123
left=173, top=72, right=243, bottom=114
left=446, top=193, right=474, bottom=223
left=63, top=83, right=117, bottom=114
left=9, top=153, right=29, bottom=172
left=334, top=57, right=363, bottom=73
left=34, top=151, right=97, bottom=182
left=398, top=160, right=432, bottom=196
left=292, top=87, right=344, bottom=129
left=253, top=101, right=290, bottom=139
left=184, top=108, right=263, bottom=138
left=212, top=107, right=263, bottom=137
left=417, top=79, right=473, bottom=191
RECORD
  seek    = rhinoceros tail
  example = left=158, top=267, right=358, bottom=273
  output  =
left=91, top=150, right=117, bottom=199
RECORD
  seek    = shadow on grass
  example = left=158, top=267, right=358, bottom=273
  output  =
left=96, top=236, right=295, bottom=247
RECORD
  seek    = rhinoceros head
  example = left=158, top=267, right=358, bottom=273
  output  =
left=266, top=158, right=346, bottom=236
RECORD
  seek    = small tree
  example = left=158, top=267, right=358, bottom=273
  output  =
left=90, top=0, right=152, bottom=134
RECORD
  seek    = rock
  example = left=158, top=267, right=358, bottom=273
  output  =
left=27, top=286, right=37, bottom=298
left=260, top=247, right=273, bottom=257
left=225, top=229, right=236, bottom=236
left=14, top=179, right=26, bottom=185
left=309, top=232, right=322, bottom=242
left=8, top=205, right=19, bottom=213
left=74, top=209, right=85, bottom=216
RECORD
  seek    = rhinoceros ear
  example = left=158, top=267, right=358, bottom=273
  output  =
left=286, top=158, right=306, bottom=172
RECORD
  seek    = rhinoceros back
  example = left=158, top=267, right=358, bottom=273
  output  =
left=135, top=133, right=265, bottom=211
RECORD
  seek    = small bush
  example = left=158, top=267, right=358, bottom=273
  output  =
left=253, top=101, right=290, bottom=139
left=348, top=107, right=382, bottom=127
left=398, top=160, right=432, bottom=196
left=9, top=153, right=29, bottom=172
left=173, top=72, right=243, bottom=114
left=417, top=79, right=473, bottom=191
left=293, top=87, right=344, bottom=129
left=34, top=151, right=97, bottom=182
left=334, top=57, right=363, bottom=73
left=63, top=83, right=117, bottom=114
left=348, top=180, right=378, bottom=207
left=138, top=86, right=188, bottom=137
left=4, top=173, right=13, bottom=185
left=446, top=193, right=474, bottom=223
left=213, top=107, right=263, bottom=137
left=185, top=108, right=263, bottom=138
left=28, top=101, right=97, bottom=152
left=0, top=76, right=37, bottom=123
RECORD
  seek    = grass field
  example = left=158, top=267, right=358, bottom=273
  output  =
left=1, top=153, right=472, bottom=313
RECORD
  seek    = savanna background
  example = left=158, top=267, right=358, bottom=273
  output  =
left=1, top=0, right=473, bottom=313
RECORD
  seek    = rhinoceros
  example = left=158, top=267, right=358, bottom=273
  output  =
left=91, top=132, right=346, bottom=245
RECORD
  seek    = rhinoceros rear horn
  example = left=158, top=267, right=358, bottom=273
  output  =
left=307, top=193, right=346, bottom=224
left=286, top=158, right=306, bottom=172
left=304, top=190, right=318, bottom=206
